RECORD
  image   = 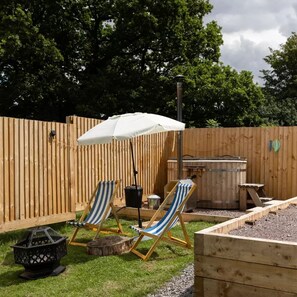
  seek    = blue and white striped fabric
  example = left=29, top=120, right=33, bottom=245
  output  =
left=144, top=182, right=192, bottom=236
left=70, top=180, right=116, bottom=227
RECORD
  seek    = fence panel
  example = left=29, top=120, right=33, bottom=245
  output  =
left=182, top=127, right=297, bottom=200
left=2, top=115, right=297, bottom=233
left=0, top=117, right=75, bottom=232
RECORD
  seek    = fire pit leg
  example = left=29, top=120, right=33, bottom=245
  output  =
left=20, top=262, right=66, bottom=280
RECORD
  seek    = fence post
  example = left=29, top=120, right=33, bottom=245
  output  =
left=66, top=116, right=77, bottom=213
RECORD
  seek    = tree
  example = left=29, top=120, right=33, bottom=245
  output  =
left=261, top=32, right=297, bottom=126
left=166, top=60, right=267, bottom=127
left=0, top=0, right=223, bottom=121
left=73, top=0, right=224, bottom=119
left=0, top=2, right=75, bottom=120
left=1, top=0, right=267, bottom=127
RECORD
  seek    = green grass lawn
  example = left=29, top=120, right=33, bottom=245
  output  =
left=0, top=218, right=214, bottom=297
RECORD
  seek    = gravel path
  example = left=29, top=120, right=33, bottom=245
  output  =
left=229, top=204, right=297, bottom=242
left=146, top=208, right=245, bottom=297
left=146, top=264, right=194, bottom=297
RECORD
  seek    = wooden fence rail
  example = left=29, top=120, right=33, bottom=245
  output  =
left=1, top=115, right=297, bottom=232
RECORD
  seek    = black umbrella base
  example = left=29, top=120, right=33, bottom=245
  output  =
left=19, top=263, right=65, bottom=280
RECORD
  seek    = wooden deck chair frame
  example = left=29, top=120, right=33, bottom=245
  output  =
left=69, top=180, right=123, bottom=247
left=130, top=180, right=197, bottom=261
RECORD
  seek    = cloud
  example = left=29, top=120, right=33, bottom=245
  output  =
left=205, top=0, right=297, bottom=84
left=221, top=37, right=270, bottom=84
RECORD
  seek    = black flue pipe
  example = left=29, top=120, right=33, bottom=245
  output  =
left=129, top=140, right=142, bottom=228
left=175, top=75, right=184, bottom=180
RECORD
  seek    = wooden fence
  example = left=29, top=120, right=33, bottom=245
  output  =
left=182, top=127, right=297, bottom=200
left=1, top=115, right=297, bottom=233
left=0, top=116, right=174, bottom=232
left=0, top=117, right=75, bottom=232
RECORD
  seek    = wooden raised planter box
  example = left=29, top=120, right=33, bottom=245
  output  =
left=194, top=197, right=297, bottom=297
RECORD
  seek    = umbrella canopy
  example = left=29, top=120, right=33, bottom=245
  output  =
left=77, top=112, right=185, bottom=145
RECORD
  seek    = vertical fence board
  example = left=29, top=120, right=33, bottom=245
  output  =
left=14, top=118, right=21, bottom=220
left=9, top=118, right=15, bottom=221
left=0, top=118, right=4, bottom=225
left=33, top=120, right=39, bottom=217
left=3, top=117, right=9, bottom=223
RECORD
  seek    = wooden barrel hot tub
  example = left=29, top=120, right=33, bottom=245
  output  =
left=167, top=157, right=247, bottom=209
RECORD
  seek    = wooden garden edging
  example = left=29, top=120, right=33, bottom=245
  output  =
left=115, top=206, right=231, bottom=223
left=194, top=197, right=297, bottom=297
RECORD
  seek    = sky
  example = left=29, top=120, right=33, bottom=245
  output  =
left=205, top=0, right=297, bottom=84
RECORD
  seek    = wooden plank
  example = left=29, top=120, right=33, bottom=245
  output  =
left=19, top=120, right=26, bottom=220
left=195, top=232, right=297, bottom=268
left=38, top=121, right=44, bottom=216
left=60, top=124, right=65, bottom=213
left=195, top=277, right=297, bottom=297
left=51, top=124, right=57, bottom=215
left=13, top=121, right=22, bottom=220
left=0, top=118, right=4, bottom=225
left=42, top=121, right=48, bottom=216
left=33, top=120, right=39, bottom=217
left=115, top=206, right=230, bottom=222
left=239, top=183, right=265, bottom=187
left=4, top=117, right=10, bottom=223
left=239, top=186, right=247, bottom=211
left=9, top=118, right=15, bottom=221
left=24, top=119, right=30, bottom=219
left=195, top=255, right=297, bottom=293
left=291, top=127, right=297, bottom=198
left=195, top=197, right=297, bottom=235
left=66, top=116, right=76, bottom=213
left=246, top=187, right=264, bottom=206
left=0, top=212, right=75, bottom=233
left=28, top=120, right=34, bottom=218
left=54, top=124, right=60, bottom=214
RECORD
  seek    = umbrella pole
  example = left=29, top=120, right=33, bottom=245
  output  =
left=130, top=141, right=142, bottom=228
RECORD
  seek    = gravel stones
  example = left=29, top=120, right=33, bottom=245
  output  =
left=146, top=264, right=194, bottom=297
left=229, top=204, right=297, bottom=242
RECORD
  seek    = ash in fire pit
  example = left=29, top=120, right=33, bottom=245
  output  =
left=11, top=226, right=67, bottom=280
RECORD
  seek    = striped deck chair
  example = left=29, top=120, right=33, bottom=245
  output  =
left=130, top=179, right=197, bottom=261
left=68, top=180, right=123, bottom=247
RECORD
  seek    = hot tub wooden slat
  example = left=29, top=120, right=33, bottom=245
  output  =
left=167, top=158, right=247, bottom=209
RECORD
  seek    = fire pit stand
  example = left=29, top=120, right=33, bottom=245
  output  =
left=11, top=226, right=67, bottom=280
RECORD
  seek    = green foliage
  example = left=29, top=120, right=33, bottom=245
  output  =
left=261, top=32, right=297, bottom=126
left=0, top=0, right=223, bottom=121
left=1, top=0, right=267, bottom=127
left=0, top=219, right=214, bottom=297
left=206, top=119, right=220, bottom=128
left=0, top=2, right=69, bottom=120
left=168, top=60, right=267, bottom=127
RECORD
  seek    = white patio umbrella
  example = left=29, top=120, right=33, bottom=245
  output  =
left=77, top=112, right=185, bottom=227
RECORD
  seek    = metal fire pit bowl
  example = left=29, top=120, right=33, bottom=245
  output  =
left=11, top=226, right=67, bottom=280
